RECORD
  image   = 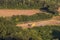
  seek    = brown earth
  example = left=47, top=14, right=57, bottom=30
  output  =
left=53, top=16, right=60, bottom=20
left=58, top=7, right=60, bottom=13
left=0, top=9, right=40, bottom=17
left=16, top=19, right=60, bottom=28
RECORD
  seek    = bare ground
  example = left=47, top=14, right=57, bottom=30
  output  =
left=16, top=19, right=60, bottom=28
left=0, top=9, right=40, bottom=17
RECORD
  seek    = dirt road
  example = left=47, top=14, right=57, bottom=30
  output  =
left=0, top=9, right=40, bottom=17
left=16, top=19, right=60, bottom=28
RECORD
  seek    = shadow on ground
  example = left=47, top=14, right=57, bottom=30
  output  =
left=52, top=30, right=60, bottom=40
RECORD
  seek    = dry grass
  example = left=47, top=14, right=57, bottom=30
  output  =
left=53, top=16, right=60, bottom=20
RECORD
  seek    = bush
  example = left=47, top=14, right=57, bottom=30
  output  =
left=11, top=13, right=53, bottom=23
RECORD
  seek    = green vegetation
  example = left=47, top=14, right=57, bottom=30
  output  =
left=0, top=0, right=59, bottom=9
left=0, top=17, right=60, bottom=40
left=0, top=7, right=59, bottom=40
left=0, top=16, right=60, bottom=40
left=0, top=0, right=60, bottom=40
left=11, top=13, right=53, bottom=23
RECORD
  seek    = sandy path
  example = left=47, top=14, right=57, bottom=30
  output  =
left=16, top=19, right=60, bottom=28
left=0, top=9, right=40, bottom=17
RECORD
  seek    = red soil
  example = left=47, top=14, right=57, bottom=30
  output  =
left=0, top=9, right=40, bottom=17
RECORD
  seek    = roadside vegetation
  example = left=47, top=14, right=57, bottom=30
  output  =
left=0, top=0, right=59, bottom=9
left=0, top=18, right=60, bottom=40
left=0, top=0, right=59, bottom=14
left=0, top=13, right=59, bottom=40
left=11, top=13, right=53, bottom=24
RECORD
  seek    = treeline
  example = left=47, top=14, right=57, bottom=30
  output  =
left=0, top=18, right=60, bottom=40
left=11, top=13, right=53, bottom=23
left=0, top=0, right=59, bottom=9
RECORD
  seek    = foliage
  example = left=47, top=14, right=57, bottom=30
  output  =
left=0, top=0, right=59, bottom=9
left=11, top=13, right=53, bottom=23
left=0, top=17, right=60, bottom=40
